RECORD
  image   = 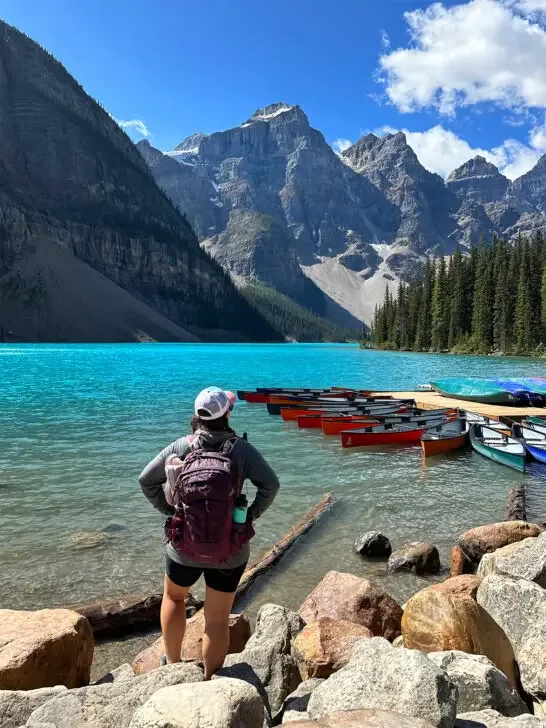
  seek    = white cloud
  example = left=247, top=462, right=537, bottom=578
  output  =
left=332, top=138, right=353, bottom=153
left=379, top=0, right=546, bottom=115
left=375, top=121, right=546, bottom=179
left=115, top=118, right=151, bottom=138
left=512, top=0, right=546, bottom=14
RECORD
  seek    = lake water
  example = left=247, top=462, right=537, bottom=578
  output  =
left=1, top=343, right=545, bottom=674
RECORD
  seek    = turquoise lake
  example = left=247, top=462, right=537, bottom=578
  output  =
left=1, top=343, right=545, bottom=666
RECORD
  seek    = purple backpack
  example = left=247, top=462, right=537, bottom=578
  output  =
left=165, top=437, right=254, bottom=564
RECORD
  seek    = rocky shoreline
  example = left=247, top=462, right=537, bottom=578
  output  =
left=1, top=520, right=545, bottom=728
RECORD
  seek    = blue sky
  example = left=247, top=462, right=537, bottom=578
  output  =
left=2, top=0, right=546, bottom=178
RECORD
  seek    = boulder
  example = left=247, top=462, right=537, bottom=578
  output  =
left=94, top=663, right=135, bottom=685
left=293, top=618, right=373, bottom=679
left=393, top=635, right=404, bottom=648
left=0, top=609, right=94, bottom=690
left=307, top=637, right=458, bottom=728
left=299, top=571, right=403, bottom=641
left=353, top=531, right=392, bottom=558
left=25, top=662, right=204, bottom=728
left=128, top=677, right=264, bottom=728
left=428, top=651, right=527, bottom=716
left=219, top=604, right=304, bottom=722
left=68, top=530, right=109, bottom=550
left=0, top=686, right=67, bottom=728
left=450, top=546, right=471, bottom=577
left=476, top=575, right=546, bottom=653
left=402, top=587, right=517, bottom=686
left=517, top=614, right=546, bottom=701
left=283, top=709, right=437, bottom=726
left=388, top=542, right=441, bottom=575
left=132, top=611, right=250, bottom=674
left=432, top=576, right=482, bottom=599
left=477, top=534, right=546, bottom=587
left=281, top=678, right=324, bottom=723
left=458, top=522, right=541, bottom=567
left=455, top=709, right=544, bottom=727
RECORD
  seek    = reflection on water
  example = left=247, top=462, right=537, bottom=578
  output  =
left=1, top=343, right=545, bottom=673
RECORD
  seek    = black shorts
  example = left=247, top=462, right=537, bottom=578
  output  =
left=166, top=556, right=247, bottom=593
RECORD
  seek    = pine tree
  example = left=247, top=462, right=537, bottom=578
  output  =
left=493, top=238, right=511, bottom=352
left=514, top=241, right=533, bottom=353
left=431, top=257, right=448, bottom=351
left=414, top=258, right=433, bottom=351
left=470, top=242, right=494, bottom=352
left=448, top=248, right=465, bottom=348
left=541, top=265, right=546, bottom=344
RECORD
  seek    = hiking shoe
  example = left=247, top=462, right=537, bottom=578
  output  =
left=160, top=654, right=167, bottom=667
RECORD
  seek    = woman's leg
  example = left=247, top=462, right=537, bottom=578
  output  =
left=202, top=585, right=237, bottom=680
left=160, top=573, right=191, bottom=664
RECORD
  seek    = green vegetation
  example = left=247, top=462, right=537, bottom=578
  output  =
left=371, top=232, right=546, bottom=356
left=241, top=281, right=360, bottom=342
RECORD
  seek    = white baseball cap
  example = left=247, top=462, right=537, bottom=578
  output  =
left=194, top=388, right=231, bottom=420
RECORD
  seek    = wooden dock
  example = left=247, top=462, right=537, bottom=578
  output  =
left=374, top=390, right=546, bottom=422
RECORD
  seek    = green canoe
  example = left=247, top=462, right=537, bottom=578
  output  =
left=470, top=424, right=526, bottom=473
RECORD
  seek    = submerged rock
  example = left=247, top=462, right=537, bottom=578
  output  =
left=68, top=530, right=109, bottom=550
left=307, top=637, right=458, bottom=728
left=387, top=542, right=441, bottom=575
left=353, top=531, right=392, bottom=558
left=0, top=608, right=94, bottom=690
left=299, top=571, right=402, bottom=641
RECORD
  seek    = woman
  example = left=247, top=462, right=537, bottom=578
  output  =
left=139, top=387, right=279, bottom=679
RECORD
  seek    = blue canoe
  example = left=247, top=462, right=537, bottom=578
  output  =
left=512, top=423, right=546, bottom=464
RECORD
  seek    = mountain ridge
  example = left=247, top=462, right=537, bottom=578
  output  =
left=139, top=104, right=546, bottom=324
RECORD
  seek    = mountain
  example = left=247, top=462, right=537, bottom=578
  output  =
left=0, top=20, right=280, bottom=342
left=446, top=156, right=509, bottom=203
left=140, top=104, right=546, bottom=326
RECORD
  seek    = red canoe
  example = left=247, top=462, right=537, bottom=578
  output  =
left=297, top=414, right=380, bottom=429
left=341, top=420, right=447, bottom=447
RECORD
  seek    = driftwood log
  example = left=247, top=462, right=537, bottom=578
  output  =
left=235, top=491, right=335, bottom=602
left=505, top=484, right=526, bottom=522
left=72, top=492, right=334, bottom=636
left=73, top=593, right=203, bottom=638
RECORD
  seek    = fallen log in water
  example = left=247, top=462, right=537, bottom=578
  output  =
left=71, top=492, right=334, bottom=636
left=234, top=491, right=335, bottom=602
left=505, top=484, right=526, bottom=522
left=73, top=593, right=203, bottom=638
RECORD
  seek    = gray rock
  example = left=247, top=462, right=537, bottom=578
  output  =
left=517, top=615, right=546, bottom=700
left=446, top=157, right=509, bottom=204
left=353, top=531, right=392, bottom=558
left=283, top=709, right=439, bottom=726
left=307, top=637, right=458, bottom=728
left=128, top=677, right=264, bottom=728
left=93, top=663, right=134, bottom=685
left=393, top=635, right=404, bottom=648
left=455, top=709, right=544, bottom=727
left=428, top=651, right=527, bottom=716
left=26, top=662, right=203, bottom=728
left=387, top=542, right=441, bottom=575
left=219, top=604, right=304, bottom=724
left=0, top=687, right=67, bottom=728
left=281, top=679, right=324, bottom=723
left=477, top=575, right=546, bottom=653
left=477, top=535, right=546, bottom=588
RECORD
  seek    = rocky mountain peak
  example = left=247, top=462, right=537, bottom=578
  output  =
left=174, top=132, right=208, bottom=154
left=446, top=155, right=509, bottom=204
left=242, top=102, right=308, bottom=127
left=342, top=131, right=418, bottom=176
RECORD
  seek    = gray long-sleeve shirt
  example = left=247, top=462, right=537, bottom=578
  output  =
left=139, top=428, right=280, bottom=568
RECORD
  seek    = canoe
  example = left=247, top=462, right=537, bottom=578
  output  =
left=512, top=423, right=546, bottom=464
left=322, top=409, right=457, bottom=436
left=297, top=413, right=380, bottom=429
left=421, top=418, right=470, bottom=457
left=464, top=411, right=511, bottom=435
left=527, top=415, right=546, bottom=427
left=341, top=418, right=447, bottom=448
left=469, top=424, right=526, bottom=472
left=283, top=404, right=405, bottom=422
left=523, top=419, right=546, bottom=436
left=432, top=378, right=546, bottom=405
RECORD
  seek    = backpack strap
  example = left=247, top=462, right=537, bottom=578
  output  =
left=219, top=436, right=239, bottom=455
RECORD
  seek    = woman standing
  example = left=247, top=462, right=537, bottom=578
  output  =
left=139, top=387, right=279, bottom=679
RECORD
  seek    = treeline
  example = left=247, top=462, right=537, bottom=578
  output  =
left=241, top=281, right=360, bottom=343
left=372, top=233, right=546, bottom=356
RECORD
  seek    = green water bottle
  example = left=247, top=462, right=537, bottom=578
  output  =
left=233, top=494, right=248, bottom=527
